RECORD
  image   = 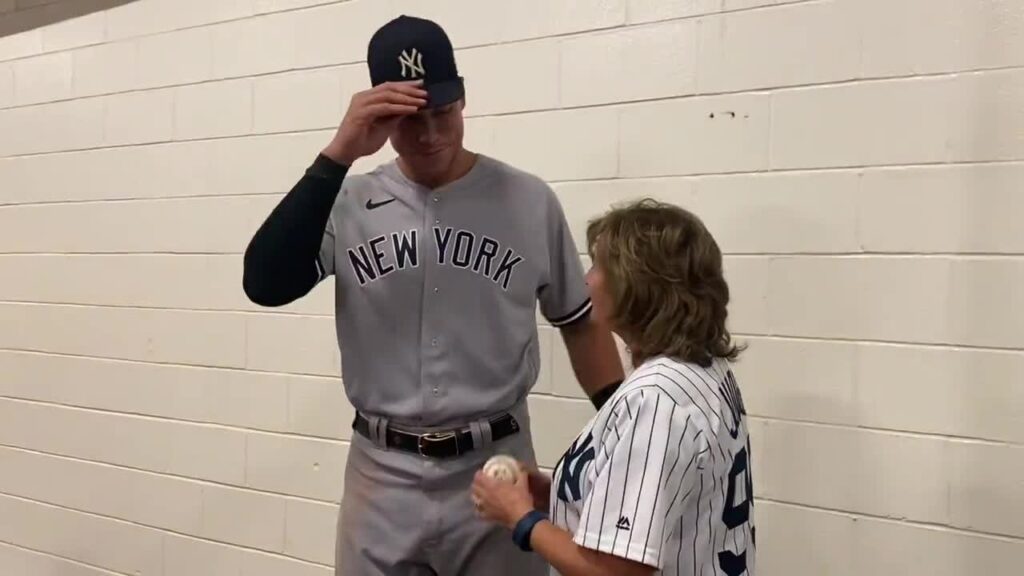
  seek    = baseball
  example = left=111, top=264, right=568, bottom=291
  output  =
left=482, top=455, right=520, bottom=484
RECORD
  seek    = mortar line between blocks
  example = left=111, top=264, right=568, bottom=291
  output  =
left=2, top=364, right=1021, bottom=448
left=0, top=395, right=350, bottom=444
left=0, top=442, right=343, bottom=507
left=746, top=415, right=1023, bottom=447
left=756, top=498, right=1024, bottom=543
left=0, top=0, right=826, bottom=68
left=0, top=332, right=1022, bottom=377
left=0, top=491, right=335, bottom=568
left=2, top=61, right=1024, bottom=138
left=0, top=540, right=129, bottom=576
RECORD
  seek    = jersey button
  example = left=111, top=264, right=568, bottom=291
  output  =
left=433, top=197, right=439, bottom=203
left=433, top=287, right=439, bottom=294
left=431, top=338, right=438, bottom=346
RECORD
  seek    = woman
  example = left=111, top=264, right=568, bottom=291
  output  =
left=471, top=198, right=756, bottom=576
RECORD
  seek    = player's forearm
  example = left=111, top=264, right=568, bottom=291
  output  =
left=529, top=522, right=654, bottom=576
left=242, top=154, right=347, bottom=307
left=560, top=316, right=626, bottom=406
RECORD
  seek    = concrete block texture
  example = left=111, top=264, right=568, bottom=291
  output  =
left=1, top=0, right=1021, bottom=573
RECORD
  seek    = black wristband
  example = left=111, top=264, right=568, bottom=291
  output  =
left=512, top=510, right=548, bottom=552
left=590, top=379, right=623, bottom=410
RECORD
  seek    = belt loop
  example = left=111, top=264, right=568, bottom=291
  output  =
left=468, top=420, right=484, bottom=450
left=469, top=416, right=493, bottom=450
left=367, top=415, right=389, bottom=449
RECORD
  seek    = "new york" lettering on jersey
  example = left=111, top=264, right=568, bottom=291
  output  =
left=346, top=226, right=524, bottom=289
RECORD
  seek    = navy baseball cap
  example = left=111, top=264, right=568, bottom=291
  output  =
left=367, top=15, right=464, bottom=109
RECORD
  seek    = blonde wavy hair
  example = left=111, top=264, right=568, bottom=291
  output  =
left=586, top=198, right=744, bottom=368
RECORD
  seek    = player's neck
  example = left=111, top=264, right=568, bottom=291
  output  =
left=398, top=148, right=477, bottom=190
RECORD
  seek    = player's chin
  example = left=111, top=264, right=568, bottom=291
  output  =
left=412, top=145, right=454, bottom=165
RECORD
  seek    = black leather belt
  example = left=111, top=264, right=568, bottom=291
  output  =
left=353, top=411, right=520, bottom=459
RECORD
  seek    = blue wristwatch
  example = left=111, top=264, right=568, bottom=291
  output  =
left=512, top=510, right=548, bottom=552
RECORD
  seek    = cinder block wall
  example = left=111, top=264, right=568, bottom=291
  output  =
left=1, top=0, right=1022, bottom=574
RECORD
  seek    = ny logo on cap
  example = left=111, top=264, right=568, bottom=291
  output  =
left=399, top=48, right=425, bottom=78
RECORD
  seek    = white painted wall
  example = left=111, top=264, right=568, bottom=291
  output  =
left=1, top=0, right=1022, bottom=574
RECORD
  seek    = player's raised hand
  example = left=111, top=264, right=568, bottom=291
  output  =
left=323, top=80, right=428, bottom=165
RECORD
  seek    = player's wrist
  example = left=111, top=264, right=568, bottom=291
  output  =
left=589, top=378, right=623, bottom=409
left=506, top=501, right=535, bottom=529
left=307, top=150, right=352, bottom=182
left=511, top=509, right=548, bottom=551
left=321, top=141, right=358, bottom=167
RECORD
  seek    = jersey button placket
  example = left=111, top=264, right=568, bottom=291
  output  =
left=433, top=195, right=440, bottom=396
left=425, top=192, right=443, bottom=403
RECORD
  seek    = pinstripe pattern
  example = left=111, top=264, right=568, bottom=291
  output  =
left=549, top=356, right=756, bottom=576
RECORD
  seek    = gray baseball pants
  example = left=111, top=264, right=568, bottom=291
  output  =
left=334, top=400, right=549, bottom=575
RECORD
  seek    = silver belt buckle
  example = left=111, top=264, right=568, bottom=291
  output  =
left=417, top=431, right=456, bottom=456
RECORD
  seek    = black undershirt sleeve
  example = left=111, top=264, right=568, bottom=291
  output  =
left=242, top=154, right=349, bottom=307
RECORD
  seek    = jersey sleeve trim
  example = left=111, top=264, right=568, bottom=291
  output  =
left=314, top=255, right=327, bottom=283
left=546, top=298, right=592, bottom=328
left=572, top=533, right=660, bottom=569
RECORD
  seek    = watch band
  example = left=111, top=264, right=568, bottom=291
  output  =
left=512, top=510, right=548, bottom=552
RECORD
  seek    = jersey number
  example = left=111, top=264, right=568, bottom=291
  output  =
left=718, top=440, right=753, bottom=576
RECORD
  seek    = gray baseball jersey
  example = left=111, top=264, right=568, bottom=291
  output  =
left=549, top=356, right=756, bottom=576
left=315, top=153, right=590, bottom=428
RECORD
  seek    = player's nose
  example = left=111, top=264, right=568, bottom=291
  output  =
left=418, top=115, right=441, bottom=145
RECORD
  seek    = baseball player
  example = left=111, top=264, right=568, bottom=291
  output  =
left=471, top=199, right=756, bottom=576
left=242, top=15, right=625, bottom=576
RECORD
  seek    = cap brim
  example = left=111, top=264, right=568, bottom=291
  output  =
left=423, top=78, right=464, bottom=109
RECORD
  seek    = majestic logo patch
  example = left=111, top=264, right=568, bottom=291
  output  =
left=616, top=516, right=631, bottom=531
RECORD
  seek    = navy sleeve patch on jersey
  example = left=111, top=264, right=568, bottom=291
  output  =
left=547, top=298, right=592, bottom=328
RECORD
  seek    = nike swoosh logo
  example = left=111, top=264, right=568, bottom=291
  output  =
left=365, top=197, right=396, bottom=210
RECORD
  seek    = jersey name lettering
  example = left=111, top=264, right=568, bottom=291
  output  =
left=434, top=226, right=523, bottom=290
left=346, top=227, right=524, bottom=289
left=347, top=229, right=419, bottom=285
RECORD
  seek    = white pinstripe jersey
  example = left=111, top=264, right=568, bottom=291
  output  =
left=549, top=356, right=756, bottom=576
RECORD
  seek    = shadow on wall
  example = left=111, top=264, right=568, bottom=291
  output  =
left=0, top=0, right=139, bottom=39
